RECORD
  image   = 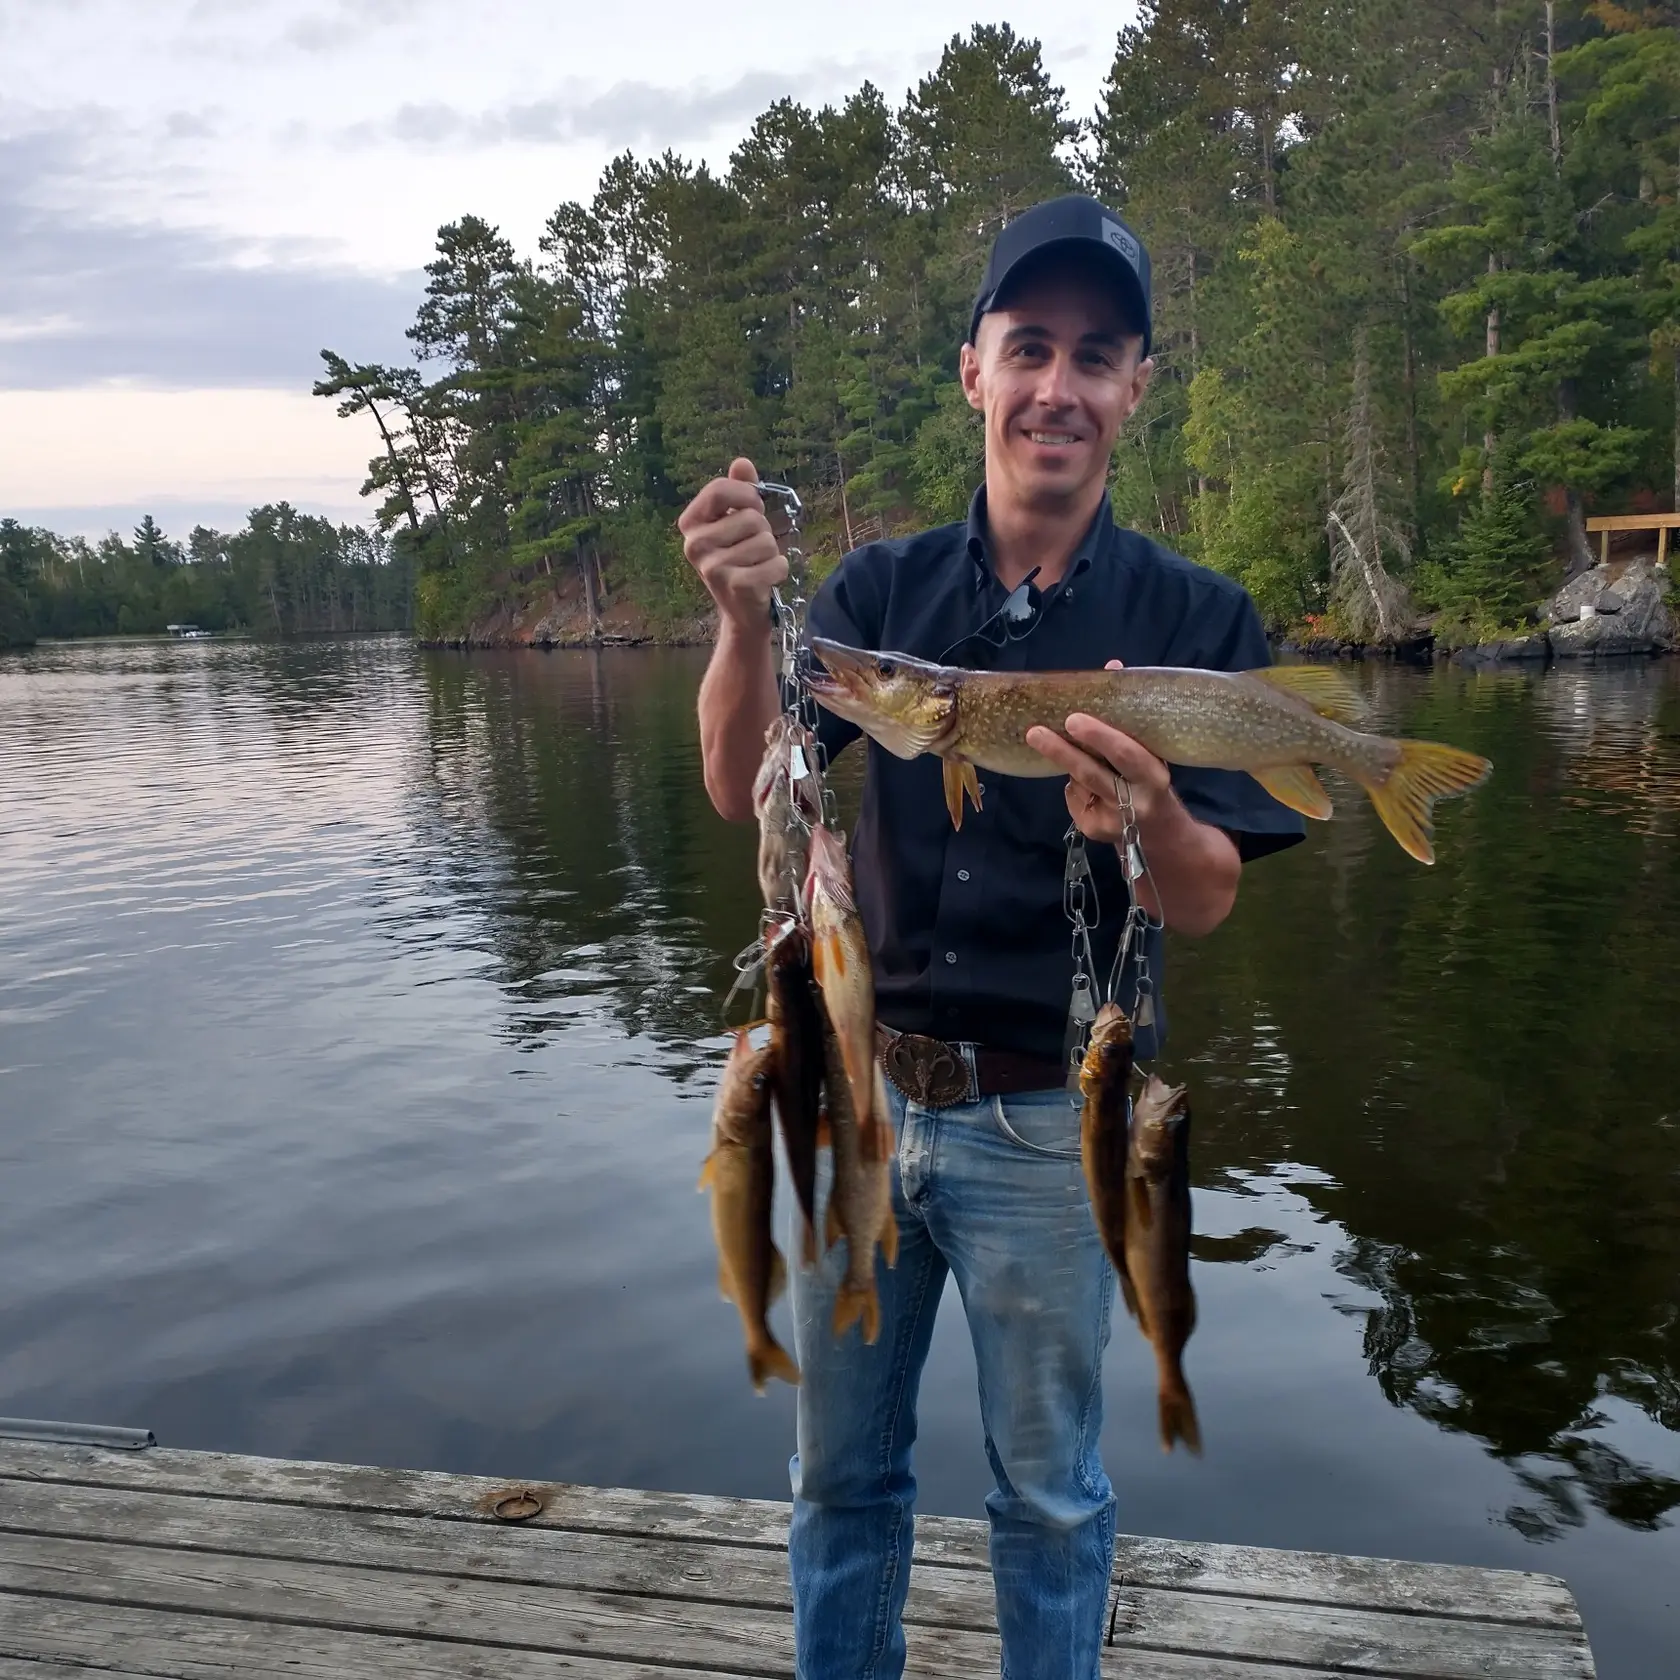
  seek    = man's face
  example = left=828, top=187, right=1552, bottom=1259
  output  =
left=959, top=261, right=1152, bottom=518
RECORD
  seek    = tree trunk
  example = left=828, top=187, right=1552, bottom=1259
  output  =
left=837, top=452, right=855, bottom=553
left=1400, top=261, right=1423, bottom=543
left=1189, top=255, right=1208, bottom=501
left=578, top=542, right=602, bottom=640
left=1484, top=251, right=1501, bottom=498
left=367, top=397, right=423, bottom=537
left=1559, top=379, right=1595, bottom=577
left=1545, top=4, right=1562, bottom=170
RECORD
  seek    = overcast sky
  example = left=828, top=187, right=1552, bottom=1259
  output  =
left=1, top=0, right=1128, bottom=539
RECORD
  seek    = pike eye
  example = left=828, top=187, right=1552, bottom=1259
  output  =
left=875, top=659, right=893, bottom=678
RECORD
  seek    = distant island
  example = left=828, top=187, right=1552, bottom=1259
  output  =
left=0, top=507, right=413, bottom=649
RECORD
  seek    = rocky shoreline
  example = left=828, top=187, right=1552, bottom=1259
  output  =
left=1283, top=557, right=1675, bottom=668
left=422, top=560, right=1676, bottom=666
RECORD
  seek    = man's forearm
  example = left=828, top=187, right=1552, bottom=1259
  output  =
left=698, top=616, right=782, bottom=822
left=1132, top=794, right=1241, bottom=937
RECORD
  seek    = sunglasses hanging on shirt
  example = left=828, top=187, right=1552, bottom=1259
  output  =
left=939, top=566, right=1044, bottom=668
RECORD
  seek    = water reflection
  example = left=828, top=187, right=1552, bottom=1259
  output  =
left=1172, top=659, right=1680, bottom=1548
left=1, top=638, right=1675, bottom=1675
left=406, top=651, right=759, bottom=1079
left=395, top=647, right=1680, bottom=1543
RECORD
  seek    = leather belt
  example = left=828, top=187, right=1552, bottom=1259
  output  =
left=875, top=1023, right=1066, bottom=1109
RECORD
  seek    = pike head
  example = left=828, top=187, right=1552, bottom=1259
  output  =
left=807, top=639, right=961, bottom=761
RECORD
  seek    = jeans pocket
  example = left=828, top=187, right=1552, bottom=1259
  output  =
left=989, top=1090, right=1083, bottom=1159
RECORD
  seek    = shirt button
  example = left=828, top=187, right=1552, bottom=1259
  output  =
left=976, top=783, right=986, bottom=797
left=945, top=950, right=958, bottom=964
left=956, top=869, right=970, bottom=882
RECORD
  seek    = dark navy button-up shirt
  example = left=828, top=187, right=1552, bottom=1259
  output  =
left=803, top=488, right=1304, bottom=1064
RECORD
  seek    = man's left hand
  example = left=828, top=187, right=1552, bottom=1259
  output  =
left=1025, top=660, right=1242, bottom=936
left=1024, top=661, right=1173, bottom=846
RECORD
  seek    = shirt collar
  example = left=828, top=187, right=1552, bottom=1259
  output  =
left=964, top=484, right=1115, bottom=593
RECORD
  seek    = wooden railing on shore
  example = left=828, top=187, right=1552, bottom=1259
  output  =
left=1586, top=512, right=1680, bottom=568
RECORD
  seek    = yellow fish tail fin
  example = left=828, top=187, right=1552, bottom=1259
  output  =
left=748, top=1338, right=801, bottom=1393
left=832, top=1282, right=864, bottom=1339
left=1252, top=763, right=1333, bottom=821
left=697, top=1151, right=717, bottom=1191
left=1247, top=664, right=1367, bottom=725
left=832, top=1280, right=882, bottom=1344
left=1357, top=739, right=1492, bottom=864
left=859, top=1287, right=881, bottom=1346
left=1159, top=1380, right=1203, bottom=1456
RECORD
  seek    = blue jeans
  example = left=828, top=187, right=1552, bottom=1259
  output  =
left=788, top=1080, right=1117, bottom=1680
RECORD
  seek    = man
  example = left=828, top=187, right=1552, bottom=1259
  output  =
left=679, top=195, right=1303, bottom=1679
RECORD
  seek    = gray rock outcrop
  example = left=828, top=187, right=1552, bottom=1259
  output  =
left=1545, top=559, right=1674, bottom=657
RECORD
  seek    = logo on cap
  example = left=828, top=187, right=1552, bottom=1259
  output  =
left=1101, top=219, right=1139, bottom=266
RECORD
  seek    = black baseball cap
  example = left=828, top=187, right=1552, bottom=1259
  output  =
left=968, top=194, right=1152, bottom=357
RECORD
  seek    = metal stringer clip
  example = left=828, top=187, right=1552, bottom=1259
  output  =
left=1106, top=774, right=1161, bottom=1038
left=756, top=477, right=837, bottom=832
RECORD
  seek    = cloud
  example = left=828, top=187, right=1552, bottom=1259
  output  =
left=163, top=109, right=221, bottom=141
left=350, top=63, right=881, bottom=153
left=0, top=123, right=420, bottom=390
left=280, top=0, right=436, bottom=54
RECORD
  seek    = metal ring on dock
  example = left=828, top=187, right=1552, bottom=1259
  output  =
left=490, top=1486, right=547, bottom=1522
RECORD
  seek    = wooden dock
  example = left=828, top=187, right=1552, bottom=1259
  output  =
left=0, top=1436, right=1596, bottom=1677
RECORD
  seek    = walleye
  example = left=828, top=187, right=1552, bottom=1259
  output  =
left=766, top=919, right=825, bottom=1262
left=753, top=716, right=823, bottom=918
left=807, top=639, right=1491, bottom=864
left=822, top=1018, right=899, bottom=1343
left=1121, top=1073, right=1200, bottom=1455
left=698, top=1029, right=800, bottom=1393
left=806, top=824, right=886, bottom=1159
left=1077, top=1003, right=1135, bottom=1279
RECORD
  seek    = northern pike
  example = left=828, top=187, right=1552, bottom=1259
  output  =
left=806, top=823, right=886, bottom=1159
left=766, top=919, right=825, bottom=1263
left=822, top=1019, right=898, bottom=1343
left=753, top=716, right=823, bottom=918
left=698, top=1029, right=800, bottom=1393
left=1121, top=1073, right=1200, bottom=1454
left=807, top=639, right=1491, bottom=864
left=1077, top=1003, right=1135, bottom=1280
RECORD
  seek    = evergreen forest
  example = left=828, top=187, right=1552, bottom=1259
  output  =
left=315, top=2, right=1679, bottom=647
left=0, top=508, right=414, bottom=648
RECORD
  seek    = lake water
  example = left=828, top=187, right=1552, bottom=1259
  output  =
left=1, top=635, right=1676, bottom=1675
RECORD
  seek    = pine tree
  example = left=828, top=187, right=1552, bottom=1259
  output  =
left=133, top=515, right=176, bottom=569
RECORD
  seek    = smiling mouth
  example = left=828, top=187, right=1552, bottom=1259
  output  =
left=1024, top=430, right=1080, bottom=446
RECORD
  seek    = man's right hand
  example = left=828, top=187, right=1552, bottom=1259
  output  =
left=678, top=457, right=789, bottom=632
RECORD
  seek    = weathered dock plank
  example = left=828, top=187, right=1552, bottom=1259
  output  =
left=0, top=1596, right=757, bottom=1679
left=0, top=1480, right=1592, bottom=1679
left=0, top=1440, right=1596, bottom=1678
left=0, top=1439, right=1580, bottom=1623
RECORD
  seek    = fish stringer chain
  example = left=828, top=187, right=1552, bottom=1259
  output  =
left=719, top=478, right=831, bottom=1034
left=1106, top=773, right=1162, bottom=1041
left=1061, top=823, right=1102, bottom=1081
left=757, top=478, right=837, bottom=834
